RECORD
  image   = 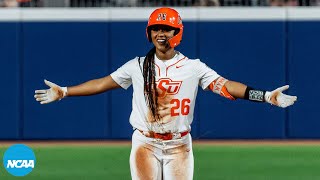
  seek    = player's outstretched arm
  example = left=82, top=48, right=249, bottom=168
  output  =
left=34, top=75, right=121, bottom=104
left=224, top=80, right=297, bottom=108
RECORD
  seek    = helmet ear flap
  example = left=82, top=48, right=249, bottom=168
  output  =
left=168, top=27, right=183, bottom=48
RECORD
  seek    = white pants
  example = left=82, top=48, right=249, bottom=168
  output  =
left=130, top=130, right=194, bottom=180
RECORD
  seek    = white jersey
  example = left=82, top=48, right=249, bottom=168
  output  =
left=111, top=52, right=219, bottom=133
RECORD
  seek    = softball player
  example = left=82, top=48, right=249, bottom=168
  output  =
left=34, top=7, right=297, bottom=180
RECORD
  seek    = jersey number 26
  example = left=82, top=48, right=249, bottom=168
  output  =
left=170, top=98, right=190, bottom=116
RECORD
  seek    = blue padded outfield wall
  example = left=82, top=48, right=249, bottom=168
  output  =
left=0, top=8, right=317, bottom=139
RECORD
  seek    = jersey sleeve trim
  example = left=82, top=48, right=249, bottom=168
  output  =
left=202, top=76, right=220, bottom=90
left=110, top=73, right=131, bottom=90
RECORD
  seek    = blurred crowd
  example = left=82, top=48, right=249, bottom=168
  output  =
left=1, top=0, right=320, bottom=7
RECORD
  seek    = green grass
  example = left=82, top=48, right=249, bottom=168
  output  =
left=1, top=145, right=320, bottom=180
left=195, top=145, right=320, bottom=180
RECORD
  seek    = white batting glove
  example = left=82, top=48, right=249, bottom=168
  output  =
left=34, top=79, right=68, bottom=104
left=264, top=85, right=297, bottom=108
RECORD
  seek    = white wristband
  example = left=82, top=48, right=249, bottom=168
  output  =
left=264, top=91, right=271, bottom=104
left=61, top=87, right=68, bottom=97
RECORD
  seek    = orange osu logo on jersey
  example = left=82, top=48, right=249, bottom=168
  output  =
left=157, top=78, right=182, bottom=98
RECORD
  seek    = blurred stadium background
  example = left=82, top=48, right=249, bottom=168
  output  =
left=1, top=0, right=320, bottom=7
left=1, top=0, right=320, bottom=179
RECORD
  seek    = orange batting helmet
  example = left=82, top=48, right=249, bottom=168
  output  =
left=146, top=7, right=183, bottom=48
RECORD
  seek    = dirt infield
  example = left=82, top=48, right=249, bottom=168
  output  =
left=1, top=140, right=320, bottom=147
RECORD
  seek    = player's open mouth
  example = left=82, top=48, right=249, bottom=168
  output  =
left=157, top=39, right=166, bottom=45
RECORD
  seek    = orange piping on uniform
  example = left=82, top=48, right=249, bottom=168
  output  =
left=165, top=56, right=187, bottom=76
left=155, top=63, right=161, bottom=76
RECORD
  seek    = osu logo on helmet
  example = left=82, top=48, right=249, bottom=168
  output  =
left=146, top=7, right=184, bottom=48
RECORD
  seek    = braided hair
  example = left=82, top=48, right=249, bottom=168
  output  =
left=142, top=46, right=161, bottom=122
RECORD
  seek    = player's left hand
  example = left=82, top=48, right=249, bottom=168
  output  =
left=265, top=85, right=297, bottom=108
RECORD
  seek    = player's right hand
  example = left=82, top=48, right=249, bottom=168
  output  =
left=34, top=80, right=68, bottom=104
